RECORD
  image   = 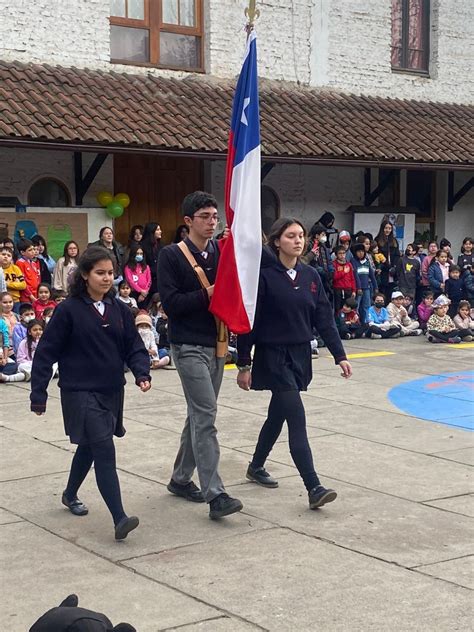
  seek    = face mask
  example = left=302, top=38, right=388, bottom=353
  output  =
left=375, top=302, right=384, bottom=308
left=319, top=236, right=327, bottom=244
left=23, top=315, right=34, bottom=323
left=135, top=255, right=143, bottom=263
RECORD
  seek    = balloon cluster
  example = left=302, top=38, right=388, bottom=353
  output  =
left=96, top=192, right=130, bottom=218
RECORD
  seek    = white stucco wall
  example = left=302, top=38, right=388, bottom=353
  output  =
left=436, top=172, right=474, bottom=253
left=210, top=159, right=363, bottom=232
left=1, top=0, right=472, bottom=104
left=0, top=147, right=113, bottom=241
left=0, top=147, right=113, bottom=207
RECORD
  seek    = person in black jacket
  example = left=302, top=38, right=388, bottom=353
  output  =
left=375, top=219, right=401, bottom=299
left=141, top=222, right=163, bottom=300
left=157, top=191, right=243, bottom=520
left=30, top=246, right=151, bottom=540
left=237, top=218, right=352, bottom=510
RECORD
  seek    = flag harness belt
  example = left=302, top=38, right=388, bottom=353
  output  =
left=177, top=241, right=229, bottom=358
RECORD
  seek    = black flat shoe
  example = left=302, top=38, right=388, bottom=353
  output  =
left=167, top=479, right=205, bottom=503
left=308, top=486, right=337, bottom=510
left=115, top=515, right=139, bottom=540
left=61, top=492, right=88, bottom=516
left=209, top=493, right=243, bottom=520
left=246, top=464, right=279, bottom=488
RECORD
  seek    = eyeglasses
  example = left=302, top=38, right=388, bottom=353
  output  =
left=193, top=213, right=220, bottom=222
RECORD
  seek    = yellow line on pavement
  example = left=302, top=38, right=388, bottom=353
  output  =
left=345, top=351, right=396, bottom=359
left=224, top=363, right=237, bottom=370
left=447, top=342, right=474, bottom=349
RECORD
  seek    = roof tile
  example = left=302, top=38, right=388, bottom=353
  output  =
left=0, top=60, right=472, bottom=165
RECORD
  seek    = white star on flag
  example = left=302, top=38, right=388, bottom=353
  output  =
left=241, top=97, right=250, bottom=126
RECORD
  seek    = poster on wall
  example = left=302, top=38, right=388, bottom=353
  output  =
left=0, top=211, right=89, bottom=259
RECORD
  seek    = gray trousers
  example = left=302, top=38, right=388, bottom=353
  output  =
left=171, top=344, right=226, bottom=502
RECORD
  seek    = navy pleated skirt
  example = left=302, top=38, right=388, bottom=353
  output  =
left=251, top=342, right=313, bottom=392
left=60, top=389, right=125, bottom=445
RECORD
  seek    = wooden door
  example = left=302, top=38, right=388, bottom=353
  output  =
left=113, top=154, right=203, bottom=245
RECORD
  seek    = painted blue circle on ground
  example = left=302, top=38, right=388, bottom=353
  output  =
left=388, top=370, right=474, bottom=431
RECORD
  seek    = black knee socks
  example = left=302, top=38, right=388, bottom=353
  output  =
left=65, top=439, right=126, bottom=525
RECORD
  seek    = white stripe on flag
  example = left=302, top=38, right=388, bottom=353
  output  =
left=230, top=145, right=262, bottom=327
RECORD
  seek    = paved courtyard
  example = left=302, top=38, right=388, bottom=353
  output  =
left=0, top=337, right=473, bottom=631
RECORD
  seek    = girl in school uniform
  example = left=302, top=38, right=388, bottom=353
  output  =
left=237, top=218, right=352, bottom=510
left=30, top=246, right=151, bottom=540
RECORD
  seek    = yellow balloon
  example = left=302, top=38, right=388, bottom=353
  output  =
left=114, top=193, right=130, bottom=209
left=97, top=191, right=113, bottom=207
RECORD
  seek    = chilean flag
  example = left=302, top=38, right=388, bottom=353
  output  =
left=210, top=30, right=262, bottom=334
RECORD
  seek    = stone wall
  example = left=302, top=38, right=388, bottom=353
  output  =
left=311, top=0, right=474, bottom=104
left=1, top=0, right=472, bottom=104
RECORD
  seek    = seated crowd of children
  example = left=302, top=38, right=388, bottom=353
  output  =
left=1, top=230, right=473, bottom=385
left=0, top=234, right=173, bottom=384
left=326, top=233, right=473, bottom=345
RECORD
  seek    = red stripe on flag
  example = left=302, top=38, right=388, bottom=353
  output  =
left=210, top=230, right=251, bottom=334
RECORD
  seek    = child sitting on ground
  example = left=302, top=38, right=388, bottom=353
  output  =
left=426, top=295, right=472, bottom=344
left=12, top=303, right=35, bottom=355
left=33, top=282, right=56, bottom=320
left=135, top=311, right=169, bottom=369
left=0, top=291, right=19, bottom=345
left=0, top=319, right=43, bottom=382
left=42, top=306, right=55, bottom=326
left=417, top=291, right=434, bottom=331
left=52, top=289, right=68, bottom=304
left=117, top=281, right=138, bottom=314
left=452, top=300, right=473, bottom=340
left=365, top=292, right=400, bottom=339
left=155, top=303, right=173, bottom=367
left=387, top=291, right=422, bottom=336
left=336, top=297, right=366, bottom=339
left=0, top=318, right=19, bottom=378
left=402, top=294, right=417, bottom=319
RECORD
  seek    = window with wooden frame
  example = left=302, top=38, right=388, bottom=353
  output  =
left=110, top=0, right=203, bottom=71
left=391, top=0, right=430, bottom=74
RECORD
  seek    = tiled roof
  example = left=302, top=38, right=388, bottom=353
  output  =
left=0, top=60, right=473, bottom=166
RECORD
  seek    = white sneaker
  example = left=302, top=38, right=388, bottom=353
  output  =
left=370, top=333, right=382, bottom=339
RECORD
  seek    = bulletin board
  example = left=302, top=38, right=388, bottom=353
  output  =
left=0, top=211, right=89, bottom=260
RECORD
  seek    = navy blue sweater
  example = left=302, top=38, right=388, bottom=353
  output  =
left=445, top=277, right=464, bottom=304
left=30, top=295, right=151, bottom=413
left=352, top=257, right=378, bottom=291
left=157, top=238, right=219, bottom=347
left=238, top=261, right=347, bottom=365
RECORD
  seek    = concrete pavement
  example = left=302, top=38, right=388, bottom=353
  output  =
left=0, top=336, right=473, bottom=631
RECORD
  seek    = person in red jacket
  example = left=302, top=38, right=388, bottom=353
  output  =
left=33, top=282, right=56, bottom=320
left=16, top=239, right=41, bottom=303
left=332, top=246, right=358, bottom=314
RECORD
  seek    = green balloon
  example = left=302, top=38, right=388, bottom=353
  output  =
left=106, top=201, right=124, bottom=218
